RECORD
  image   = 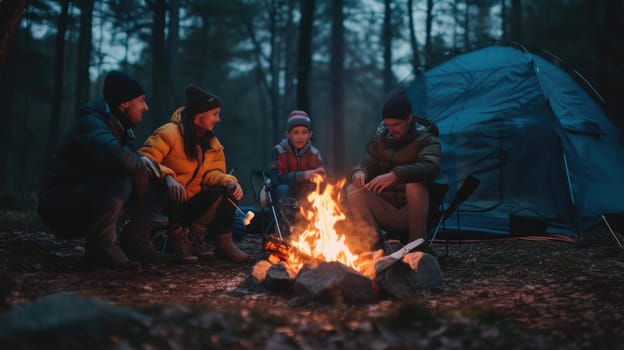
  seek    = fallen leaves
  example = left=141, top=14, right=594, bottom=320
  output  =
left=1, top=229, right=623, bottom=348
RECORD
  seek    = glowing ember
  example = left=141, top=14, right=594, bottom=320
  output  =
left=285, top=179, right=375, bottom=277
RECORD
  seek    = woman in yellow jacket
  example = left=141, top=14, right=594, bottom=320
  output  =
left=139, top=84, right=250, bottom=263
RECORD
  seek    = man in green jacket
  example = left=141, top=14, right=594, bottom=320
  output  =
left=345, top=92, right=441, bottom=253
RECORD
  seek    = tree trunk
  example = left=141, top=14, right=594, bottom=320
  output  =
left=150, top=0, right=168, bottom=130
left=452, top=0, right=459, bottom=49
left=510, top=0, right=522, bottom=42
left=0, top=0, right=26, bottom=64
left=475, top=0, right=491, bottom=44
left=296, top=0, right=315, bottom=113
left=463, top=0, right=470, bottom=49
left=0, top=0, right=26, bottom=189
left=121, top=1, right=131, bottom=70
left=94, top=4, right=105, bottom=91
left=74, top=0, right=94, bottom=120
left=47, top=0, right=70, bottom=152
left=382, top=0, right=392, bottom=92
left=239, top=3, right=277, bottom=145
left=501, top=0, right=507, bottom=40
left=0, top=45, right=18, bottom=192
left=425, top=0, right=434, bottom=63
left=588, top=0, right=624, bottom=129
left=283, top=0, right=296, bottom=112
left=407, top=0, right=421, bottom=73
left=269, top=3, right=280, bottom=136
left=330, top=0, right=345, bottom=177
left=269, top=5, right=283, bottom=135
left=167, top=0, right=180, bottom=106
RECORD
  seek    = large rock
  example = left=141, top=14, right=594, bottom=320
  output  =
left=376, top=251, right=443, bottom=298
left=240, top=260, right=273, bottom=292
left=0, top=292, right=149, bottom=340
left=265, top=262, right=297, bottom=293
left=293, top=261, right=378, bottom=303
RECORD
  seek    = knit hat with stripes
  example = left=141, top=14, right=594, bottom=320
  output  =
left=286, top=110, right=312, bottom=131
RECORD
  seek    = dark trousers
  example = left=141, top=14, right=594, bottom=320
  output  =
left=37, top=175, right=133, bottom=250
left=135, top=182, right=236, bottom=235
left=119, top=177, right=165, bottom=250
left=154, top=184, right=236, bottom=235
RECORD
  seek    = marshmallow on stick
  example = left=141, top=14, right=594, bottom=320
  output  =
left=228, top=197, right=255, bottom=226
left=243, top=211, right=255, bottom=226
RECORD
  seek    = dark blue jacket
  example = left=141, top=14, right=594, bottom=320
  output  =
left=39, top=100, right=142, bottom=192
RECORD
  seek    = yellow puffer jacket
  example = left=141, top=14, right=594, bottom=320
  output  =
left=139, top=106, right=237, bottom=198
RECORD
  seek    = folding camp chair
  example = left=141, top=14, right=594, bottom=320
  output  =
left=427, top=174, right=481, bottom=247
left=249, top=170, right=298, bottom=240
left=379, top=175, right=480, bottom=256
left=378, top=181, right=447, bottom=253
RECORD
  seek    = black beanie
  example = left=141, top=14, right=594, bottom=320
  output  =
left=185, top=84, right=222, bottom=116
left=103, top=71, right=145, bottom=106
left=381, top=92, right=412, bottom=120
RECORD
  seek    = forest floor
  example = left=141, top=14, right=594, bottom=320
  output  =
left=1, top=224, right=624, bottom=349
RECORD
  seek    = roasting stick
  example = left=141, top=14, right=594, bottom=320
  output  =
left=225, top=168, right=255, bottom=226
left=228, top=197, right=255, bottom=226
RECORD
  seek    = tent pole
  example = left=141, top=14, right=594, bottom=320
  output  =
left=561, top=151, right=581, bottom=235
left=562, top=152, right=575, bottom=205
left=601, top=215, right=624, bottom=249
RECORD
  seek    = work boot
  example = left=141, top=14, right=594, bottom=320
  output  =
left=189, top=224, right=214, bottom=259
left=84, top=244, right=140, bottom=271
left=215, top=232, right=250, bottom=263
left=121, top=240, right=164, bottom=263
left=120, top=227, right=164, bottom=263
left=168, top=226, right=198, bottom=263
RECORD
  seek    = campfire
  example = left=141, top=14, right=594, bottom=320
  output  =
left=251, top=179, right=443, bottom=303
left=268, top=179, right=376, bottom=277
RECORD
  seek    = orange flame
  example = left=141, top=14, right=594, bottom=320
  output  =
left=286, top=178, right=375, bottom=277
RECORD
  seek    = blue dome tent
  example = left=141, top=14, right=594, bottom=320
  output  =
left=405, top=44, right=624, bottom=238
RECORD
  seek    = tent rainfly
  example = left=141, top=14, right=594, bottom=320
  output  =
left=405, top=44, right=624, bottom=238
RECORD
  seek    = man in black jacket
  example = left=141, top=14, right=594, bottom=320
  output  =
left=345, top=92, right=441, bottom=253
left=38, top=71, right=158, bottom=269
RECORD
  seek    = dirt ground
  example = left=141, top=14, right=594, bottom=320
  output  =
left=1, top=226, right=623, bottom=349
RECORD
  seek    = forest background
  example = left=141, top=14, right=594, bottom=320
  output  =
left=0, top=0, right=622, bottom=209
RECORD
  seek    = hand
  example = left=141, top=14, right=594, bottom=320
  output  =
left=166, top=175, right=187, bottom=203
left=304, top=168, right=326, bottom=183
left=133, top=157, right=150, bottom=197
left=227, top=181, right=244, bottom=201
left=352, top=171, right=366, bottom=188
left=365, top=172, right=398, bottom=194
left=140, top=156, right=160, bottom=177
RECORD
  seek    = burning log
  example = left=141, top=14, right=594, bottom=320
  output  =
left=263, top=234, right=324, bottom=268
left=262, top=234, right=291, bottom=262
